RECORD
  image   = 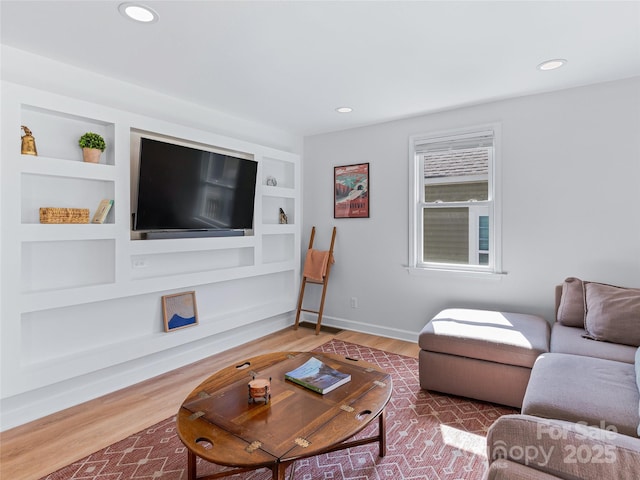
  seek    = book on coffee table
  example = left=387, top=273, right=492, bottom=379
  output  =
left=285, top=356, right=351, bottom=394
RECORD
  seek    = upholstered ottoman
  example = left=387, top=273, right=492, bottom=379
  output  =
left=419, top=308, right=550, bottom=408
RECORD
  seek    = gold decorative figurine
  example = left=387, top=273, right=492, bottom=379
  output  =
left=21, top=125, right=38, bottom=156
left=279, top=208, right=288, bottom=224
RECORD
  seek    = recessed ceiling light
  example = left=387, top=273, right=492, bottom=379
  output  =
left=118, top=3, right=158, bottom=23
left=537, top=59, right=567, bottom=71
left=336, top=107, right=353, bottom=113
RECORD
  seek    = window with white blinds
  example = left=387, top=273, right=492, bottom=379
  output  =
left=409, top=125, right=502, bottom=274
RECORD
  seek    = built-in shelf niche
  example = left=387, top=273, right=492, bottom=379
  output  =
left=21, top=173, right=115, bottom=224
left=131, top=247, right=255, bottom=279
left=21, top=239, right=116, bottom=293
left=263, top=233, right=295, bottom=264
left=262, top=196, right=295, bottom=225
left=262, top=156, right=295, bottom=190
left=21, top=105, right=115, bottom=166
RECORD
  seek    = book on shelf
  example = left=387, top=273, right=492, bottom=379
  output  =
left=91, top=199, right=113, bottom=224
left=285, top=356, right=351, bottom=394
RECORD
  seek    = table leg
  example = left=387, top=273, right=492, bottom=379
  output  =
left=187, top=450, right=197, bottom=480
left=378, top=409, right=387, bottom=457
left=272, top=460, right=293, bottom=480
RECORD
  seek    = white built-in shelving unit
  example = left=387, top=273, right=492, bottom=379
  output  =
left=0, top=83, right=301, bottom=422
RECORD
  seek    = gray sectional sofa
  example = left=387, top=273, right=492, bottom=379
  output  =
left=485, top=278, right=640, bottom=479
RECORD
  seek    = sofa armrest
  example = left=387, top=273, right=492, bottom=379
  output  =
left=487, top=415, right=640, bottom=480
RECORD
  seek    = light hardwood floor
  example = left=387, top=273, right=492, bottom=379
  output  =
left=1, top=327, right=419, bottom=480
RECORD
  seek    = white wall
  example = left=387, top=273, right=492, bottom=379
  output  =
left=302, top=77, right=640, bottom=340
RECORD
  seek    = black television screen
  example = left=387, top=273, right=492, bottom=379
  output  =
left=134, top=138, right=257, bottom=234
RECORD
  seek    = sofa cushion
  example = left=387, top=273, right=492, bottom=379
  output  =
left=550, top=323, right=636, bottom=363
left=557, top=277, right=587, bottom=327
left=583, top=282, right=640, bottom=347
left=522, top=353, right=640, bottom=437
left=636, top=347, right=640, bottom=436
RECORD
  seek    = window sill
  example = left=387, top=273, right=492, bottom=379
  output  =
left=406, top=266, right=507, bottom=280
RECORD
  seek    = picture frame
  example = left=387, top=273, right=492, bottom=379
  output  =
left=334, top=163, right=369, bottom=218
left=162, top=291, right=198, bottom=332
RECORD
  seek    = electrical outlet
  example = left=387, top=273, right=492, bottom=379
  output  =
left=132, top=258, right=147, bottom=268
left=350, top=297, right=358, bottom=308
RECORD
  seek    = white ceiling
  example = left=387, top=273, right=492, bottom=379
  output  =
left=2, top=1, right=639, bottom=136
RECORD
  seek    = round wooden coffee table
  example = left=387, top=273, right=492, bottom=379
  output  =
left=176, top=351, right=392, bottom=480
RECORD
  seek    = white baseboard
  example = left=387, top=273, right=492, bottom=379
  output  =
left=312, top=314, right=420, bottom=343
left=0, top=313, right=292, bottom=431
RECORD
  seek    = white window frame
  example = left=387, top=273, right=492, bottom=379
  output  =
left=408, top=124, right=503, bottom=276
left=468, top=206, right=489, bottom=266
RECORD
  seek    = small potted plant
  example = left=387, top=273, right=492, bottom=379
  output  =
left=79, top=132, right=106, bottom=163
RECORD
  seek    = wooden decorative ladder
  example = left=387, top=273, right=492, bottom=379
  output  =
left=293, top=226, right=337, bottom=335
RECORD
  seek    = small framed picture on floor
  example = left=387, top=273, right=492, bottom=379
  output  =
left=162, top=291, right=198, bottom=332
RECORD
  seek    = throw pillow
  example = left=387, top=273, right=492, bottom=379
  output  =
left=584, top=282, right=640, bottom=347
left=557, top=277, right=587, bottom=327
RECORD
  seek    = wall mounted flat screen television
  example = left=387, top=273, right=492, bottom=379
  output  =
left=134, top=137, right=257, bottom=238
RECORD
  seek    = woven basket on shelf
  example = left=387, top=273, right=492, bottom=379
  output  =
left=39, top=207, right=90, bottom=224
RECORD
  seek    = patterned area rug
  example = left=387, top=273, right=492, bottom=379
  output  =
left=41, top=340, right=517, bottom=479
